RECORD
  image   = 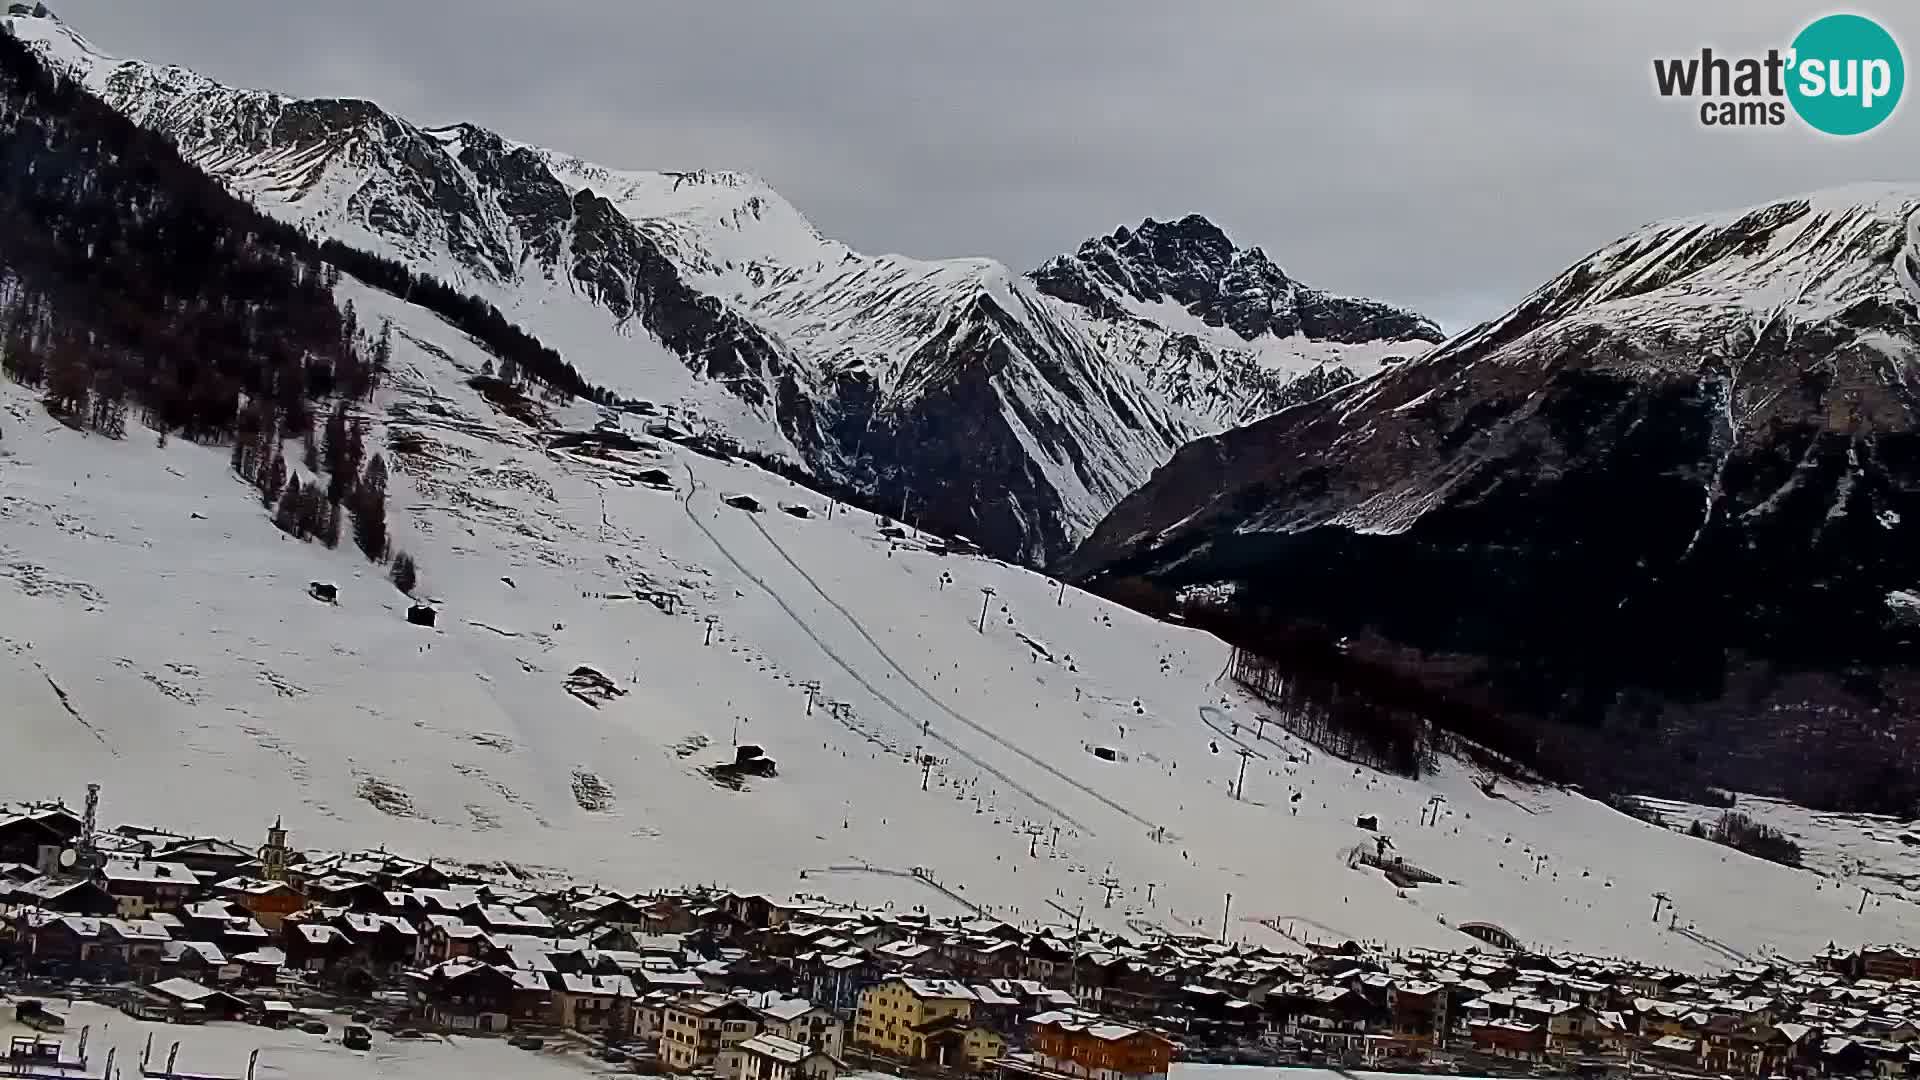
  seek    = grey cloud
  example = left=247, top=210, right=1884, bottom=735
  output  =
left=44, top=0, right=1920, bottom=331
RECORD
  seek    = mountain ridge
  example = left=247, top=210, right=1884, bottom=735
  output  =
left=1066, top=184, right=1920, bottom=812
left=2, top=4, right=1435, bottom=563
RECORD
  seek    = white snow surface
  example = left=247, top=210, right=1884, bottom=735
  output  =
left=2, top=273, right=1918, bottom=969
left=1632, top=794, right=1920, bottom=907
left=0, top=1000, right=594, bottom=1080
left=1056, top=295, right=1433, bottom=429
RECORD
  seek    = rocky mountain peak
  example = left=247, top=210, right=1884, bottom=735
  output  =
left=1033, top=213, right=1442, bottom=346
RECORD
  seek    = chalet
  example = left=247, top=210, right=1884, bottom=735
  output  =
left=1859, top=947, right=1920, bottom=983
left=18, top=913, right=173, bottom=981
left=1646, top=1034, right=1703, bottom=1070
left=1023, top=937, right=1073, bottom=983
left=553, top=973, right=636, bottom=1034
left=99, top=859, right=196, bottom=916
left=467, top=903, right=556, bottom=938
left=156, top=837, right=258, bottom=878
left=12, top=876, right=116, bottom=915
left=721, top=893, right=799, bottom=931
left=343, top=912, right=418, bottom=970
left=737, top=1032, right=844, bottom=1080
left=213, top=877, right=304, bottom=931
left=416, top=960, right=518, bottom=1033
left=298, top=877, right=382, bottom=911
left=500, top=968, right=553, bottom=1025
left=637, top=962, right=709, bottom=994
left=1471, top=1019, right=1549, bottom=1063
left=418, top=919, right=494, bottom=966
left=0, top=806, right=83, bottom=870
left=157, top=941, right=228, bottom=984
left=661, top=993, right=765, bottom=1074
left=747, top=993, right=844, bottom=1057
left=283, top=919, right=355, bottom=975
left=138, top=977, right=248, bottom=1022
left=1290, top=985, right=1382, bottom=1050
left=180, top=902, right=271, bottom=957
left=1026, top=1009, right=1174, bottom=1080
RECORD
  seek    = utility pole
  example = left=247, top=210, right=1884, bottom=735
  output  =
left=1234, top=748, right=1254, bottom=801
left=1056, top=579, right=1066, bottom=606
left=703, top=615, right=719, bottom=646
left=802, top=680, right=821, bottom=716
left=1860, top=887, right=1873, bottom=915
left=921, top=755, right=935, bottom=791
left=978, top=586, right=996, bottom=634
left=1146, top=882, right=1157, bottom=905
left=1221, top=892, right=1233, bottom=943
left=1255, top=715, right=1268, bottom=742
left=1101, top=877, right=1120, bottom=909
left=1652, top=891, right=1671, bottom=923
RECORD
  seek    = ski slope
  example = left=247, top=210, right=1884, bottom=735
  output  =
left=2, top=278, right=1917, bottom=968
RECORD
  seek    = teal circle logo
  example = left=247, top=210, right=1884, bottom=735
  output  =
left=1787, top=14, right=1904, bottom=135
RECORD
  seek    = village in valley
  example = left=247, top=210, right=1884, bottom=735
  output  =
left=3, top=792, right=1920, bottom=1080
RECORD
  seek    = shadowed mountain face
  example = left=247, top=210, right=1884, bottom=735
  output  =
left=1067, top=190, right=1920, bottom=811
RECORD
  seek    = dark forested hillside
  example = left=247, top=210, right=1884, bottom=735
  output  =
left=0, top=28, right=362, bottom=439
left=0, top=29, right=591, bottom=444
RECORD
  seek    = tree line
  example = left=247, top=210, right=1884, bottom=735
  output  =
left=1096, top=574, right=1563, bottom=784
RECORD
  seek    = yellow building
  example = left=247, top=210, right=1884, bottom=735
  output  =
left=854, top=977, right=1005, bottom=1071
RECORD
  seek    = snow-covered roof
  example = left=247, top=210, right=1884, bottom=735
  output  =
left=102, top=858, right=195, bottom=885
left=737, top=1033, right=809, bottom=1065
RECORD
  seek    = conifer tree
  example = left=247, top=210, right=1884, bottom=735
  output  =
left=352, top=453, right=389, bottom=562
left=389, top=551, right=417, bottom=594
left=273, top=476, right=302, bottom=536
left=319, top=498, right=341, bottom=549
left=259, top=454, right=286, bottom=508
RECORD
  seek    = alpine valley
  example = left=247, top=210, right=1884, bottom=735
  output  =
left=2, top=0, right=1919, bottom=978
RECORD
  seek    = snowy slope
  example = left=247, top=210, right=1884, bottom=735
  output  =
left=1632, top=794, right=1920, bottom=907
left=1, top=7, right=1202, bottom=564
left=2, top=270, right=1917, bottom=969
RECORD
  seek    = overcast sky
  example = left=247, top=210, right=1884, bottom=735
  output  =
left=43, top=1, right=1920, bottom=330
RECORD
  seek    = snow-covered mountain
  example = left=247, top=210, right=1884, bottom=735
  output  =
left=1067, top=186, right=1920, bottom=811
left=5, top=264, right=1917, bottom=968
left=0, top=14, right=1911, bottom=964
left=1, top=6, right=1442, bottom=566
left=1034, top=214, right=1443, bottom=426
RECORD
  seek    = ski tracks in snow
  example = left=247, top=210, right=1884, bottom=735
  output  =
left=676, top=464, right=1111, bottom=836
left=739, top=509, right=1159, bottom=833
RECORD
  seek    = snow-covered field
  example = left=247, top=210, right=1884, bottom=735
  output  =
left=2, top=276, right=1918, bottom=970
left=1631, top=794, right=1920, bottom=907
left=0, top=1000, right=603, bottom=1080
